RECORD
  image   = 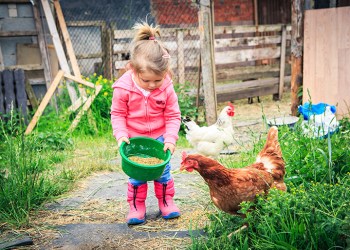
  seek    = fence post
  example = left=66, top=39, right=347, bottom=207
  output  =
left=277, top=25, right=287, bottom=100
left=291, top=0, right=304, bottom=115
left=198, top=0, right=217, bottom=125
left=177, top=29, right=185, bottom=85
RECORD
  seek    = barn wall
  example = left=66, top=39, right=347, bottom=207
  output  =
left=303, top=6, right=350, bottom=117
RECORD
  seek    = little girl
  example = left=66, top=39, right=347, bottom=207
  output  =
left=110, top=21, right=181, bottom=225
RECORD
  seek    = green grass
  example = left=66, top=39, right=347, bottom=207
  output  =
left=1, top=73, right=349, bottom=249
left=187, top=119, right=350, bottom=250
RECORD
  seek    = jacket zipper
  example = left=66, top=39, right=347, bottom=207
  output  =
left=144, top=96, right=151, bottom=134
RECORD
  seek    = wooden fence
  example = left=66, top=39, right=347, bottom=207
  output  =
left=113, top=24, right=292, bottom=102
left=0, top=69, right=28, bottom=122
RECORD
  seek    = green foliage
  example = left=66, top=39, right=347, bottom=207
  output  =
left=0, top=112, right=74, bottom=227
left=190, top=119, right=350, bottom=249
left=281, top=121, right=350, bottom=185
left=174, top=82, right=198, bottom=119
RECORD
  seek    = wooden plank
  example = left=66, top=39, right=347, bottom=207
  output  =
left=68, top=85, right=102, bottom=132
left=0, top=46, right=4, bottom=70
left=194, top=76, right=291, bottom=104
left=64, top=72, right=96, bottom=88
left=214, top=35, right=289, bottom=48
left=337, top=7, right=350, bottom=117
left=25, top=70, right=64, bottom=135
left=67, top=96, right=87, bottom=112
left=53, top=1, right=81, bottom=78
left=0, top=31, right=37, bottom=37
left=113, top=25, right=292, bottom=40
left=0, top=72, right=4, bottom=114
left=33, top=2, right=53, bottom=93
left=13, top=69, right=28, bottom=122
left=303, top=7, right=350, bottom=118
left=5, top=64, right=43, bottom=70
left=290, top=0, right=304, bottom=116
left=3, top=70, right=16, bottom=113
left=66, top=20, right=106, bottom=27
left=102, top=24, right=113, bottom=79
left=278, top=25, right=287, bottom=99
left=315, top=8, right=338, bottom=103
left=41, top=0, right=78, bottom=103
left=198, top=0, right=217, bottom=124
left=215, top=46, right=281, bottom=65
left=54, top=0, right=87, bottom=99
left=76, top=53, right=104, bottom=60
left=217, top=64, right=291, bottom=82
left=177, top=30, right=185, bottom=84
left=25, top=78, right=39, bottom=109
left=0, top=0, right=31, bottom=2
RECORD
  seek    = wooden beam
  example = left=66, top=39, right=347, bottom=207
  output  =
left=291, top=0, right=304, bottom=115
left=5, top=64, right=43, bottom=70
left=67, top=96, right=87, bottom=112
left=33, top=2, right=52, bottom=91
left=0, top=0, right=31, bottom=2
left=0, top=72, right=4, bottom=115
left=53, top=1, right=82, bottom=79
left=64, top=72, right=96, bottom=88
left=25, top=78, right=39, bottom=109
left=0, top=31, right=37, bottom=37
left=177, top=29, right=185, bottom=84
left=198, top=0, right=217, bottom=125
left=25, top=70, right=64, bottom=135
left=41, top=0, right=78, bottom=103
left=0, top=46, right=4, bottom=70
left=32, top=1, right=57, bottom=109
left=68, top=85, right=102, bottom=132
left=278, top=25, right=287, bottom=100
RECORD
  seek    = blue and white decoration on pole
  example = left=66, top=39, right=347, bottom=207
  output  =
left=298, top=102, right=339, bottom=138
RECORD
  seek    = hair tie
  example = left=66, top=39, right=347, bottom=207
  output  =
left=149, top=36, right=155, bottom=40
left=162, top=53, right=171, bottom=59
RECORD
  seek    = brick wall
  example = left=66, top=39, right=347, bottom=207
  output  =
left=152, top=0, right=254, bottom=26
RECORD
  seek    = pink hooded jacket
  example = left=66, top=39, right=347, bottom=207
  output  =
left=110, top=70, right=181, bottom=145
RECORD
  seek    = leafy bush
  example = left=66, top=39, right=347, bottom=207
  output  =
left=174, top=82, right=198, bottom=119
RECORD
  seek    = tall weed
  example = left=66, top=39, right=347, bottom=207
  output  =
left=0, top=112, right=73, bottom=227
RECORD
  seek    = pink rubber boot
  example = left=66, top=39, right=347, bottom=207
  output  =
left=154, top=179, right=181, bottom=219
left=126, top=183, right=147, bottom=225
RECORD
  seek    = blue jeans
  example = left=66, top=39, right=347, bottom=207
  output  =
left=129, top=135, right=172, bottom=186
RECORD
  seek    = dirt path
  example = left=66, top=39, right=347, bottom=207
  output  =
left=20, top=94, right=292, bottom=249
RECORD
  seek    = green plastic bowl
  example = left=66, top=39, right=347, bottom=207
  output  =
left=119, top=137, right=171, bottom=181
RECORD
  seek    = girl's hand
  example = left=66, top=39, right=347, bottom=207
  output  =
left=118, top=137, right=130, bottom=147
left=164, top=142, right=175, bottom=155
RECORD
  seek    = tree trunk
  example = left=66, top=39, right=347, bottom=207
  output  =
left=290, top=0, right=304, bottom=116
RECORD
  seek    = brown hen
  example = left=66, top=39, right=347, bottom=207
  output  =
left=180, top=126, right=286, bottom=215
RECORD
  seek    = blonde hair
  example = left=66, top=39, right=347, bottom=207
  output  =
left=130, top=21, right=171, bottom=76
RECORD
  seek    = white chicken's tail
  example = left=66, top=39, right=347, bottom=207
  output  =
left=181, top=117, right=200, bottom=132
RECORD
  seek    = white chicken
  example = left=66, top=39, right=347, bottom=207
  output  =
left=182, top=103, right=235, bottom=158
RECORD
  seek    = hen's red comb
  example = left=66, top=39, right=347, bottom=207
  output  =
left=181, top=151, right=188, bottom=162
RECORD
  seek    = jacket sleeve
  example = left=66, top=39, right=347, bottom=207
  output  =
left=163, top=85, right=181, bottom=145
left=110, top=87, right=129, bottom=140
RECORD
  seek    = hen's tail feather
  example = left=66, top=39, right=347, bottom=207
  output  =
left=256, top=126, right=286, bottom=183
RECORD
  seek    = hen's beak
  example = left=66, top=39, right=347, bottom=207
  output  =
left=179, top=163, right=186, bottom=171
